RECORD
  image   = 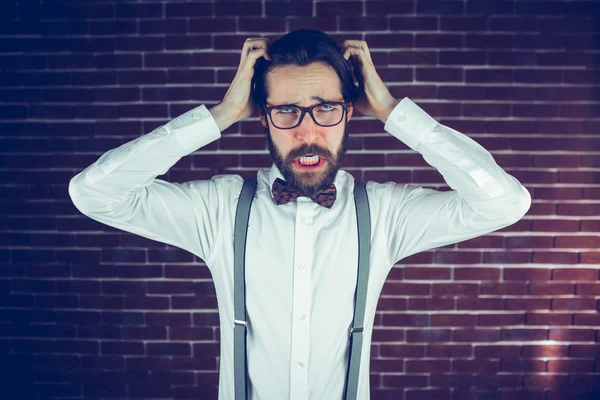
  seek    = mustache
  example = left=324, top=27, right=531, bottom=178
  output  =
left=288, top=147, right=330, bottom=160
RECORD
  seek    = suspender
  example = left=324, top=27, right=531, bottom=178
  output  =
left=233, top=176, right=371, bottom=400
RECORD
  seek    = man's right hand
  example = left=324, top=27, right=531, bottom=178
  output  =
left=210, top=38, right=271, bottom=131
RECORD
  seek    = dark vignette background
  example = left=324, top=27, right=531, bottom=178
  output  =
left=1, top=0, right=600, bottom=399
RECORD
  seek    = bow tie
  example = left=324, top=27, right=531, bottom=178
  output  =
left=272, top=177, right=337, bottom=209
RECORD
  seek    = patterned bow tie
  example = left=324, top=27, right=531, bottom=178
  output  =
left=272, top=177, right=337, bottom=209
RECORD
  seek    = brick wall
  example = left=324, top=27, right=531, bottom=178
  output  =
left=1, top=1, right=599, bottom=399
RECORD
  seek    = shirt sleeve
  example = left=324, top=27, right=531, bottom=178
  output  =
left=382, top=97, right=532, bottom=265
left=68, top=104, right=226, bottom=263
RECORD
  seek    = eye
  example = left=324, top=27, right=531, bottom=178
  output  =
left=316, top=103, right=337, bottom=112
left=275, top=106, right=298, bottom=114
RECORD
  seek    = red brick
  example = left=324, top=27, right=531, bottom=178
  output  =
left=576, top=283, right=600, bottom=295
left=454, top=359, right=498, bottom=374
left=474, top=373, right=522, bottom=389
left=523, top=345, right=568, bottom=357
left=381, top=374, right=427, bottom=388
left=432, top=283, right=479, bottom=296
left=526, top=312, right=572, bottom=326
left=431, top=313, right=477, bottom=327
left=569, top=373, right=600, bottom=388
left=416, top=67, right=463, bottom=82
left=552, top=298, right=596, bottom=311
left=376, top=298, right=408, bottom=311
left=548, top=359, right=594, bottom=373
left=409, top=297, right=455, bottom=311
left=504, top=268, right=551, bottom=281
left=380, top=344, right=426, bottom=358
left=524, top=373, right=570, bottom=388
left=404, top=267, right=451, bottom=280
left=427, top=344, right=472, bottom=358
left=406, top=389, right=452, bottom=400
left=481, top=282, right=527, bottom=295
left=553, top=268, right=598, bottom=281
left=502, top=328, right=548, bottom=341
left=530, top=283, right=574, bottom=295
left=457, top=236, right=504, bottom=249
left=555, top=236, right=600, bottom=248
left=382, top=282, right=431, bottom=296
left=371, top=328, right=405, bottom=342
left=454, top=267, right=501, bottom=281
left=458, top=298, right=504, bottom=311
left=455, top=328, right=501, bottom=342
left=573, top=313, right=600, bottom=326
left=532, top=252, right=579, bottom=264
left=581, top=253, right=600, bottom=263
left=569, top=345, right=600, bottom=357
left=484, top=251, right=531, bottom=264
left=406, top=359, right=451, bottom=373
left=549, top=328, right=595, bottom=342
left=476, top=345, right=521, bottom=359
left=431, top=374, right=475, bottom=389
left=500, top=359, right=546, bottom=372
left=506, top=236, right=553, bottom=248
left=532, top=219, right=579, bottom=232
left=406, top=329, right=452, bottom=343
left=479, top=313, right=525, bottom=326
left=506, top=298, right=551, bottom=311
left=500, top=390, right=546, bottom=400
left=384, top=313, right=429, bottom=327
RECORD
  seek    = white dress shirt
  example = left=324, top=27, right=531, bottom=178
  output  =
left=68, top=97, right=531, bottom=400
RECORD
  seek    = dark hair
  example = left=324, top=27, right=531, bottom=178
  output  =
left=251, top=29, right=358, bottom=117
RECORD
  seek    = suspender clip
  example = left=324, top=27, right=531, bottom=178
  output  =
left=349, top=326, right=363, bottom=335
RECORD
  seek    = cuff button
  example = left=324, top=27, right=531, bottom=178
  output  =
left=397, top=114, right=406, bottom=122
left=192, top=112, right=201, bottom=119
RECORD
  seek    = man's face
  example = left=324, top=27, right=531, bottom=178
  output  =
left=259, top=62, right=354, bottom=198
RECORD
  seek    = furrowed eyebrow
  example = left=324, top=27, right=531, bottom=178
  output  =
left=267, top=96, right=338, bottom=107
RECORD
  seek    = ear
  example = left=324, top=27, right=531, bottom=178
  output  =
left=258, top=110, right=268, bottom=128
left=346, top=103, right=353, bottom=122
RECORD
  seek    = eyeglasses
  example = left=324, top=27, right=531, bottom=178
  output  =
left=263, top=101, right=349, bottom=130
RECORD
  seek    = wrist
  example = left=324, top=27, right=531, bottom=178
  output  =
left=209, top=103, right=239, bottom=132
left=377, top=98, right=400, bottom=124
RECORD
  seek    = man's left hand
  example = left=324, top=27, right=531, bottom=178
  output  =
left=342, top=40, right=399, bottom=124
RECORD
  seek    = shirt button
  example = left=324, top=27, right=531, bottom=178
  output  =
left=299, top=265, right=306, bottom=272
left=397, top=114, right=406, bottom=122
left=296, top=361, right=303, bottom=368
left=298, top=314, right=305, bottom=320
left=192, top=112, right=201, bottom=119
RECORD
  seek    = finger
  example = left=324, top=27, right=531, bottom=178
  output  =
left=242, top=38, right=271, bottom=60
left=342, top=40, right=372, bottom=64
left=249, top=47, right=270, bottom=62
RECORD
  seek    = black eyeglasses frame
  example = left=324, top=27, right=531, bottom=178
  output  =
left=262, top=101, right=350, bottom=130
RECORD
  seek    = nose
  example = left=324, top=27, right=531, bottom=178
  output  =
left=295, top=111, right=320, bottom=144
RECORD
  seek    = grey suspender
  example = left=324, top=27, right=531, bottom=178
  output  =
left=233, top=176, right=371, bottom=400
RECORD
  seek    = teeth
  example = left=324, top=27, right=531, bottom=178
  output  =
left=299, top=155, right=319, bottom=165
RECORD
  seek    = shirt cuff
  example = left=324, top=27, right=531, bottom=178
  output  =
left=384, top=97, right=438, bottom=152
left=166, top=104, right=222, bottom=154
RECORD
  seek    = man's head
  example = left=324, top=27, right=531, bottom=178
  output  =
left=251, top=29, right=358, bottom=197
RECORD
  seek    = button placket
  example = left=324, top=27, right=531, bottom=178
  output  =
left=289, top=203, right=313, bottom=399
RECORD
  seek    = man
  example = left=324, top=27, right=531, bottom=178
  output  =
left=69, top=29, right=531, bottom=400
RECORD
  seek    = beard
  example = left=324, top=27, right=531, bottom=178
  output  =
left=265, top=117, right=350, bottom=198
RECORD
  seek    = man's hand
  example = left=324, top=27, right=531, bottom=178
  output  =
left=342, top=40, right=399, bottom=124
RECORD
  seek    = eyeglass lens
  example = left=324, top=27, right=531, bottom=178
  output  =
left=271, top=104, right=344, bottom=129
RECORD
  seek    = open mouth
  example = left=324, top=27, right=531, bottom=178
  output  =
left=293, top=154, right=325, bottom=170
